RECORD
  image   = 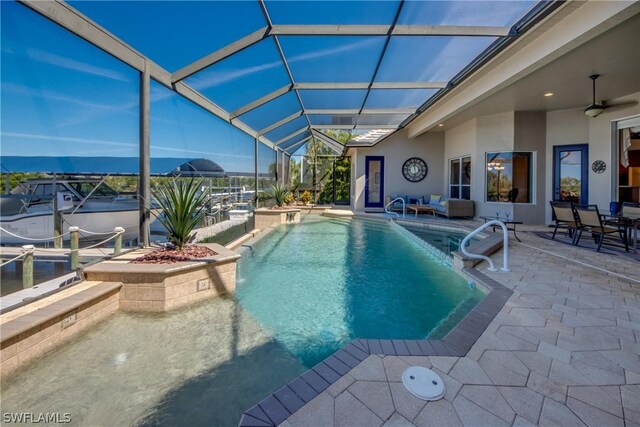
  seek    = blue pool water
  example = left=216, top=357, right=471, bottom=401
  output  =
left=237, top=216, right=485, bottom=367
left=1, top=215, right=485, bottom=426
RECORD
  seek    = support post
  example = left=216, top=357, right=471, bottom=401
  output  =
left=254, top=137, right=259, bottom=208
left=113, top=227, right=124, bottom=255
left=53, top=174, right=62, bottom=248
left=139, top=61, right=151, bottom=247
left=22, top=245, right=34, bottom=288
left=69, top=226, right=79, bottom=270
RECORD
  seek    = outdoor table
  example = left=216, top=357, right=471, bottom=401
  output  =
left=606, top=211, right=640, bottom=254
left=479, top=216, right=523, bottom=242
left=406, top=204, right=436, bottom=218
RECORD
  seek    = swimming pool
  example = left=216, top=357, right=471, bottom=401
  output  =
left=0, top=215, right=484, bottom=426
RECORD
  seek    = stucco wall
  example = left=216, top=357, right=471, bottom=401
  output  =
left=350, top=130, right=445, bottom=211
left=545, top=91, right=640, bottom=222
left=514, top=111, right=547, bottom=224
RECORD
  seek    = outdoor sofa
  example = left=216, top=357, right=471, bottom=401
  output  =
left=385, top=194, right=475, bottom=218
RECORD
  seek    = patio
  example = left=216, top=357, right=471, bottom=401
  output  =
left=267, top=230, right=640, bottom=426
left=2, top=0, right=640, bottom=426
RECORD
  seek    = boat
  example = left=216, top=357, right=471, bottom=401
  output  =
left=0, top=178, right=152, bottom=245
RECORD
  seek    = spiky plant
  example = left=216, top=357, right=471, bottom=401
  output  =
left=268, top=183, right=290, bottom=207
left=151, top=178, right=208, bottom=249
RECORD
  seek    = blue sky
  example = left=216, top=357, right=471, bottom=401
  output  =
left=1, top=0, right=537, bottom=174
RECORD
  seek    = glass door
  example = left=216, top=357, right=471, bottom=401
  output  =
left=365, top=156, right=384, bottom=208
left=553, top=144, right=588, bottom=204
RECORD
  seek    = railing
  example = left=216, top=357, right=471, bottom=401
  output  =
left=385, top=197, right=406, bottom=218
left=460, top=220, right=510, bottom=272
left=0, top=226, right=125, bottom=288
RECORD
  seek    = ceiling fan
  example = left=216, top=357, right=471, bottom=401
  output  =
left=584, top=74, right=638, bottom=118
left=584, top=74, right=605, bottom=118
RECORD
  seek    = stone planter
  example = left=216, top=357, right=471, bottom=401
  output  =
left=83, top=243, right=240, bottom=312
left=254, top=208, right=300, bottom=229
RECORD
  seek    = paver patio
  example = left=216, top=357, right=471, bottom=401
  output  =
left=279, top=229, right=640, bottom=427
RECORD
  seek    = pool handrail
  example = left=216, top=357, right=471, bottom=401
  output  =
left=385, top=197, right=406, bottom=218
left=461, top=220, right=510, bottom=272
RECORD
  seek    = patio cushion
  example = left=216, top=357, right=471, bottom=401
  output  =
left=429, top=195, right=442, bottom=205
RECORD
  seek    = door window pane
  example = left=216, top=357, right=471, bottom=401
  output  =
left=449, top=157, right=471, bottom=200
left=486, top=152, right=533, bottom=203
left=558, top=150, right=582, bottom=203
left=450, top=159, right=460, bottom=185
left=367, top=159, right=382, bottom=205
left=462, top=157, right=472, bottom=185
left=450, top=186, right=460, bottom=199
left=461, top=186, right=471, bottom=200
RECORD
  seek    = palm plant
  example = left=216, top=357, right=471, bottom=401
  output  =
left=268, top=183, right=290, bottom=207
left=151, top=178, right=208, bottom=249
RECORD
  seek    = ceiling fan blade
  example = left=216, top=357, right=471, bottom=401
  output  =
left=603, top=100, right=639, bottom=111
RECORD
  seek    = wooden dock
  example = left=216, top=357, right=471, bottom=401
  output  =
left=0, top=247, right=118, bottom=261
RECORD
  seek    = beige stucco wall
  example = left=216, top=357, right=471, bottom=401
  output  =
left=443, top=111, right=547, bottom=223
left=514, top=112, right=547, bottom=224
left=350, top=130, right=445, bottom=211
left=348, top=91, right=639, bottom=223
left=545, top=91, right=640, bottom=222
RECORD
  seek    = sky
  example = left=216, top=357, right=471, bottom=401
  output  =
left=0, top=0, right=536, bottom=175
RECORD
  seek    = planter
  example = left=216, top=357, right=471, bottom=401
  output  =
left=254, top=208, right=300, bottom=229
left=83, top=243, right=240, bottom=312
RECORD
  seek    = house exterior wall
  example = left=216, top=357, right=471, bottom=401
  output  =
left=545, top=91, right=640, bottom=222
left=350, top=130, right=445, bottom=211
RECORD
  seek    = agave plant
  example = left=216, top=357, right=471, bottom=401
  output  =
left=151, top=178, right=208, bottom=249
left=268, top=183, right=290, bottom=207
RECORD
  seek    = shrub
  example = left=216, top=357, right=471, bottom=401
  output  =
left=151, top=178, right=208, bottom=249
left=268, top=183, right=290, bottom=207
left=284, top=193, right=295, bottom=205
left=301, top=190, right=311, bottom=205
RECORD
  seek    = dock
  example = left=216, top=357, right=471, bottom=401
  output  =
left=0, top=246, right=118, bottom=261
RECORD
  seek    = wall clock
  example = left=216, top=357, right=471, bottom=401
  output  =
left=591, top=160, right=606, bottom=174
left=402, top=157, right=428, bottom=182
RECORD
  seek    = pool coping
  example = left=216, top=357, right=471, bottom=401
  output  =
left=238, top=220, right=511, bottom=427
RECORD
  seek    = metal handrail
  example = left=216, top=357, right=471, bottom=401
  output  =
left=461, top=220, right=510, bottom=272
left=385, top=197, right=406, bottom=218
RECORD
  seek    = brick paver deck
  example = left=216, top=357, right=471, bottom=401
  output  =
left=278, top=229, right=640, bottom=427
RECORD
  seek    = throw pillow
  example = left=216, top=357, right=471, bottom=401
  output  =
left=440, top=200, right=447, bottom=206
left=430, top=195, right=442, bottom=205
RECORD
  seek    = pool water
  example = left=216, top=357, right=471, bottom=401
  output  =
left=400, top=224, right=469, bottom=254
left=0, top=215, right=484, bottom=426
left=236, top=216, right=484, bottom=366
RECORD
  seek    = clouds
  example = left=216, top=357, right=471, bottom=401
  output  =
left=24, top=48, right=133, bottom=82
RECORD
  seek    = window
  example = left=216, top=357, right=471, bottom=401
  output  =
left=449, top=156, right=471, bottom=200
left=486, top=152, right=533, bottom=203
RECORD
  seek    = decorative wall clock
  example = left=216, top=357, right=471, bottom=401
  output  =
left=402, top=157, right=428, bottom=182
left=591, top=160, right=606, bottom=174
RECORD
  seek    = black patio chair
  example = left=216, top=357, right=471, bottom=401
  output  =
left=573, top=204, right=628, bottom=252
left=549, top=201, right=577, bottom=244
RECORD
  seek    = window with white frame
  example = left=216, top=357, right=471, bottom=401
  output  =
left=449, top=156, right=471, bottom=200
left=486, top=152, right=533, bottom=203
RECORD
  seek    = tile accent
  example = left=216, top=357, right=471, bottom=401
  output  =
left=239, top=268, right=511, bottom=426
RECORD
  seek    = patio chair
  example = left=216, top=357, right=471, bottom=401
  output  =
left=573, top=204, right=628, bottom=252
left=549, top=201, right=577, bottom=244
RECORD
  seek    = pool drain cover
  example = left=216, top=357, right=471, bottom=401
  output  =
left=402, top=366, right=445, bottom=401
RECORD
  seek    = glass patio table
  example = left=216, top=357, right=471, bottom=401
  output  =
left=479, top=216, right=523, bottom=242
left=606, top=211, right=640, bottom=254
